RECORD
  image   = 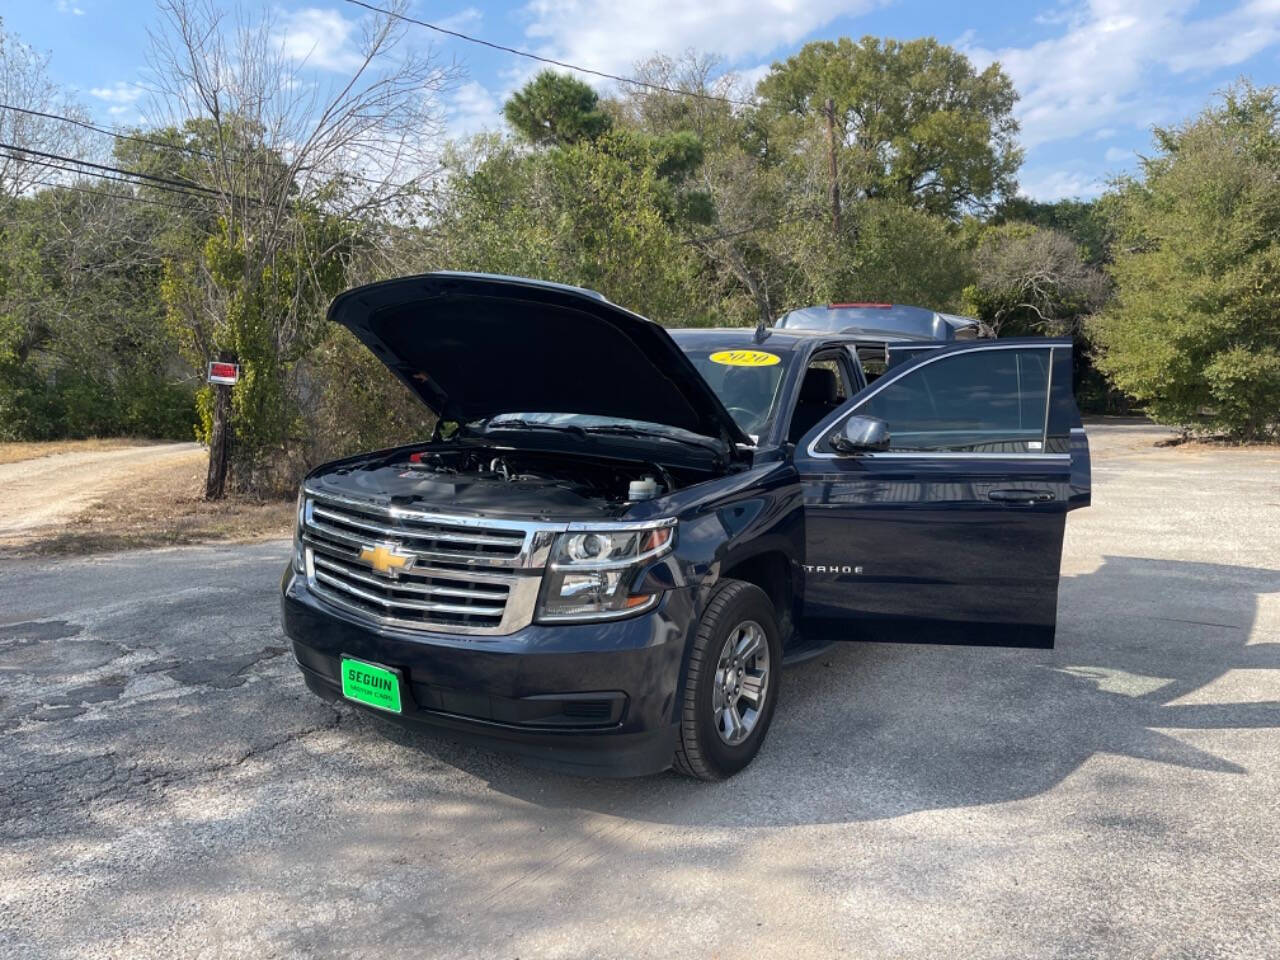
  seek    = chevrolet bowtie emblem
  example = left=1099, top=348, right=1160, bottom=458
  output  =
left=359, top=543, right=413, bottom=577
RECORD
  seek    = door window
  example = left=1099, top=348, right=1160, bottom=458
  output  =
left=847, top=347, right=1051, bottom=454
left=855, top=344, right=888, bottom=382
left=789, top=354, right=853, bottom=443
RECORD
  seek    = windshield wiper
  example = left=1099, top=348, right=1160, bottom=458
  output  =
left=477, top=419, right=722, bottom=455
left=479, top=418, right=588, bottom=438
left=581, top=424, right=719, bottom=451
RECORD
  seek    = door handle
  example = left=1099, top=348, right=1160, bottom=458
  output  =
left=988, top=489, right=1055, bottom=503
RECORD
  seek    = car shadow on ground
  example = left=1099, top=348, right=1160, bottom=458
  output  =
left=371, top=554, right=1280, bottom=828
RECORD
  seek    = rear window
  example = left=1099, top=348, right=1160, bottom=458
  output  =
left=779, top=304, right=948, bottom=340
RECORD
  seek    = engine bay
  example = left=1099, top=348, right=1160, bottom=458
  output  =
left=313, top=443, right=706, bottom=520
left=401, top=447, right=675, bottom=504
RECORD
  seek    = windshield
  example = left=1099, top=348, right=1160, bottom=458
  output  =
left=679, top=349, right=787, bottom=438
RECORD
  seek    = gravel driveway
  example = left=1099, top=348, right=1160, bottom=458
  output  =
left=2, top=422, right=1278, bottom=959
left=0, top=443, right=203, bottom=544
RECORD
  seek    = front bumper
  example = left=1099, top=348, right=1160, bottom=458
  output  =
left=281, top=569, right=696, bottom=776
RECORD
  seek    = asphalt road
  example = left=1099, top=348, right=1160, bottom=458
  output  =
left=2, top=422, right=1279, bottom=959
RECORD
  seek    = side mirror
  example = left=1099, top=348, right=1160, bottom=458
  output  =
left=830, top=415, right=890, bottom=455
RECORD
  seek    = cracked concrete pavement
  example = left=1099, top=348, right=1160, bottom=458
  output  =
left=1, top=422, right=1278, bottom=959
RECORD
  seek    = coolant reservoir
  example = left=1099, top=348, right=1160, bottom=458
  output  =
left=628, top=476, right=660, bottom=501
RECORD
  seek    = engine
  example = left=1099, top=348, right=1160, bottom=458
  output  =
left=313, top=444, right=688, bottom=520
left=400, top=448, right=669, bottom=504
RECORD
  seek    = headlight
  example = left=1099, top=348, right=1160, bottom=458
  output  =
left=292, top=488, right=307, bottom=573
left=536, top=521, right=676, bottom=622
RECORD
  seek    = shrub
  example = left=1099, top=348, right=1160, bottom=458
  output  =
left=1090, top=83, right=1280, bottom=441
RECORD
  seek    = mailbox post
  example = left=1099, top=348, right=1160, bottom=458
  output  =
left=204, top=354, right=239, bottom=500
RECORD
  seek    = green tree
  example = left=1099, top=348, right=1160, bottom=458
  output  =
left=774, top=198, right=973, bottom=312
left=963, top=222, right=1108, bottom=337
left=1090, top=83, right=1280, bottom=441
left=611, top=50, right=979, bottom=324
left=0, top=174, right=195, bottom=441
left=619, top=54, right=797, bottom=326
left=0, top=18, right=190, bottom=442
left=434, top=130, right=712, bottom=324
left=160, top=197, right=356, bottom=490
left=503, top=71, right=613, bottom=146
left=991, top=196, right=1112, bottom=266
left=757, top=36, right=1021, bottom=219
left=145, top=0, right=456, bottom=495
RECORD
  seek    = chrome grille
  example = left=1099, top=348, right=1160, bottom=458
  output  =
left=300, top=490, right=555, bottom=636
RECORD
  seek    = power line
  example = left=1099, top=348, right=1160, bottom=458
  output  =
left=0, top=141, right=222, bottom=197
left=8, top=152, right=219, bottom=203
left=0, top=102, right=222, bottom=165
left=0, top=101, right=436, bottom=193
left=0, top=141, right=263, bottom=203
left=7, top=147, right=373, bottom=228
left=24, top=176, right=199, bottom=211
left=340, top=0, right=757, bottom=108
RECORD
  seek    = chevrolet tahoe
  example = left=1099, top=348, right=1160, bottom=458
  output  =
left=281, top=273, right=1091, bottom=780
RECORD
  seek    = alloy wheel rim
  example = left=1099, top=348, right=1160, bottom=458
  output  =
left=712, top=619, right=770, bottom=746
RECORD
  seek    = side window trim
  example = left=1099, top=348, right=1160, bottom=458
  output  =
left=1040, top=347, right=1055, bottom=450
left=835, top=350, right=855, bottom=400
left=804, top=342, right=1071, bottom=461
left=844, top=345, right=868, bottom=391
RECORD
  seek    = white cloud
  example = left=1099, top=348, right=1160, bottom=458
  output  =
left=961, top=0, right=1280, bottom=150
left=518, top=0, right=882, bottom=83
left=1165, top=0, right=1280, bottom=72
left=1033, top=2, right=1077, bottom=27
left=733, top=62, right=773, bottom=95
left=1103, top=145, right=1133, bottom=163
left=89, top=82, right=143, bottom=105
left=1018, top=166, right=1106, bottom=201
left=276, top=8, right=364, bottom=72
left=436, top=7, right=484, bottom=33
left=55, top=0, right=86, bottom=14
left=448, top=81, right=503, bottom=139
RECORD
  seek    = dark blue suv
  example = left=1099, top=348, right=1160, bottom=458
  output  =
left=282, top=273, right=1091, bottom=779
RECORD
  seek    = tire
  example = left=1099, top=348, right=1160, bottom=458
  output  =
left=673, top=579, right=782, bottom=781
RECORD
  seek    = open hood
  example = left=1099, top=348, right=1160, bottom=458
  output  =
left=328, top=272, right=753, bottom=448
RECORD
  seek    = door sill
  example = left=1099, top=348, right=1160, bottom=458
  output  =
left=781, top=634, right=834, bottom=666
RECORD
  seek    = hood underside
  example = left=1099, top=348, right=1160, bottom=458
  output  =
left=328, top=272, right=752, bottom=448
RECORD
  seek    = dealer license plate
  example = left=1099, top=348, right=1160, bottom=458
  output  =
left=340, top=657, right=402, bottom=714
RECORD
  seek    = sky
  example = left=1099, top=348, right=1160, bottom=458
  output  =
left=6, top=0, right=1280, bottom=201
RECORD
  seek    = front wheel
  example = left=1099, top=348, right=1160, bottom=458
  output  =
left=673, top=580, right=781, bottom=781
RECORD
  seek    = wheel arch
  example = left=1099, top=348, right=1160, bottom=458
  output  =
left=720, top=549, right=797, bottom=645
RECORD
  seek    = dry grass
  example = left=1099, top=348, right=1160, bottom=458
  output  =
left=11, top=455, right=294, bottom=556
left=0, top=437, right=157, bottom=465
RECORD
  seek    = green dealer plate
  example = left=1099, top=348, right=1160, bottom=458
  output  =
left=340, top=657, right=402, bottom=714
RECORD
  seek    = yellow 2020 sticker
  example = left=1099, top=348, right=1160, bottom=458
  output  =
left=708, top=349, right=781, bottom=367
